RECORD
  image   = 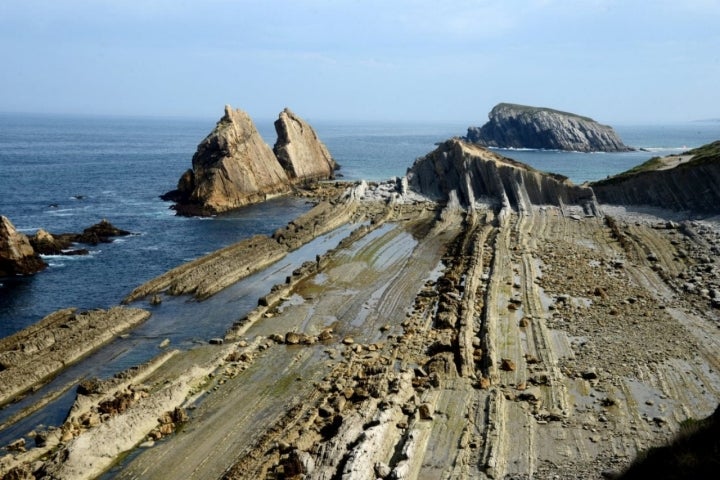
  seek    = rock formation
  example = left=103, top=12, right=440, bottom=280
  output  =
left=592, top=141, right=720, bottom=213
left=0, top=216, right=46, bottom=276
left=407, top=138, right=599, bottom=214
left=30, top=220, right=131, bottom=255
left=464, top=103, right=632, bottom=152
left=163, top=105, right=337, bottom=215
left=273, top=108, right=337, bottom=183
left=163, top=105, right=292, bottom=215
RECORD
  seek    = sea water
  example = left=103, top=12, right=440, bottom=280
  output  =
left=0, top=113, right=718, bottom=339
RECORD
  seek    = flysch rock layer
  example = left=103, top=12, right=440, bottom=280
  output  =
left=591, top=141, right=720, bottom=214
left=465, top=102, right=632, bottom=152
left=166, top=105, right=292, bottom=215
left=0, top=215, right=46, bottom=276
left=0, top=307, right=150, bottom=406
left=407, top=138, right=599, bottom=215
left=273, top=108, right=337, bottom=183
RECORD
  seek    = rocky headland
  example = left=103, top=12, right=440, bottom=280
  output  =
left=2, top=134, right=720, bottom=479
left=162, top=106, right=337, bottom=215
left=465, top=102, right=633, bottom=152
left=592, top=141, right=720, bottom=214
left=0, top=216, right=46, bottom=277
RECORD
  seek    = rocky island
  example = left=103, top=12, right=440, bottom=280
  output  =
left=162, top=106, right=337, bottom=215
left=2, top=128, right=720, bottom=479
left=465, top=102, right=633, bottom=152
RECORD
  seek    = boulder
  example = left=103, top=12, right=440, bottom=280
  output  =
left=464, top=103, right=632, bottom=152
left=0, top=215, right=46, bottom=276
left=273, top=108, right=337, bottom=183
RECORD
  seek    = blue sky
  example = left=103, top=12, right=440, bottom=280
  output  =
left=0, top=0, right=718, bottom=123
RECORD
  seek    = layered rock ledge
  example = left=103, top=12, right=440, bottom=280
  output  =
left=407, top=138, right=599, bottom=215
left=465, top=102, right=632, bottom=152
left=162, top=106, right=337, bottom=215
left=592, top=141, right=720, bottom=213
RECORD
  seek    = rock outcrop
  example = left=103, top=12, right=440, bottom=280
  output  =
left=406, top=138, right=599, bottom=214
left=30, top=220, right=131, bottom=255
left=592, top=141, right=720, bottom=213
left=0, top=216, right=46, bottom=276
left=163, top=106, right=337, bottom=215
left=464, top=103, right=632, bottom=152
left=273, top=108, right=337, bottom=183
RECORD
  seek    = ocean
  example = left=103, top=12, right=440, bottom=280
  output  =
left=1, top=113, right=719, bottom=340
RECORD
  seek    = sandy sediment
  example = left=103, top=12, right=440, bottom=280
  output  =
left=0, top=307, right=150, bottom=407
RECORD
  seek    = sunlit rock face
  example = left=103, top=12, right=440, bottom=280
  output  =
left=407, top=138, right=598, bottom=214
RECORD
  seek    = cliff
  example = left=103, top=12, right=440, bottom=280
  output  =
left=465, top=103, right=632, bottom=152
left=592, top=140, right=720, bottom=213
left=406, top=138, right=598, bottom=214
left=163, top=106, right=338, bottom=215
left=0, top=216, right=46, bottom=276
left=273, top=108, right=337, bottom=183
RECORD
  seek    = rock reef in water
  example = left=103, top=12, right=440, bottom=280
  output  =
left=163, top=105, right=336, bottom=215
left=273, top=108, right=337, bottom=183
left=464, top=103, right=632, bottom=152
left=591, top=140, right=720, bottom=213
left=0, top=215, right=46, bottom=276
left=30, top=220, right=131, bottom=256
left=407, top=138, right=599, bottom=214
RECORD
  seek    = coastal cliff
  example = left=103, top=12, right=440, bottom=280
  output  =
left=465, top=103, right=632, bottom=152
left=163, top=106, right=337, bottom=215
left=0, top=216, right=46, bottom=276
left=592, top=141, right=720, bottom=213
left=273, top=108, right=337, bottom=183
left=407, top=138, right=598, bottom=214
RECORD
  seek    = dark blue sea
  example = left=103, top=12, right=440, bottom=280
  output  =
left=0, top=114, right=718, bottom=340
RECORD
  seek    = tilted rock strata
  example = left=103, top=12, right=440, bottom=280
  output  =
left=164, top=105, right=338, bottom=215
left=0, top=307, right=150, bottom=406
left=0, top=215, right=46, bottom=276
left=273, top=108, right=337, bottom=183
left=592, top=141, right=720, bottom=213
left=407, top=139, right=599, bottom=214
left=167, top=105, right=292, bottom=215
left=465, top=103, right=632, bottom=152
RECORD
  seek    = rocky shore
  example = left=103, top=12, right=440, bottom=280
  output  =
left=2, top=140, right=720, bottom=479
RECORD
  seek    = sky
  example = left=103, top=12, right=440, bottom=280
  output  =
left=0, top=0, right=718, bottom=124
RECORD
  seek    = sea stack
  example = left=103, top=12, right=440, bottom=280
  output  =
left=274, top=108, right=337, bottom=183
left=0, top=215, right=47, bottom=276
left=163, top=106, right=338, bottom=215
left=407, top=138, right=598, bottom=214
left=465, top=103, right=632, bottom=152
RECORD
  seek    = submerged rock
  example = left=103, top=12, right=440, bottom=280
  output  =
left=407, top=138, right=599, bottom=214
left=0, top=215, right=46, bottom=276
left=464, top=103, right=632, bottom=152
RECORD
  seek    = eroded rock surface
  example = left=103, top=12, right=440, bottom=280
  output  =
left=274, top=108, right=337, bottom=183
left=407, top=138, right=599, bottom=214
left=592, top=141, right=720, bottom=213
left=0, top=216, right=46, bottom=276
left=465, top=102, right=632, bottom=152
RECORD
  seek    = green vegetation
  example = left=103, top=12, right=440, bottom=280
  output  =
left=683, top=140, right=720, bottom=166
left=494, top=103, right=595, bottom=123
